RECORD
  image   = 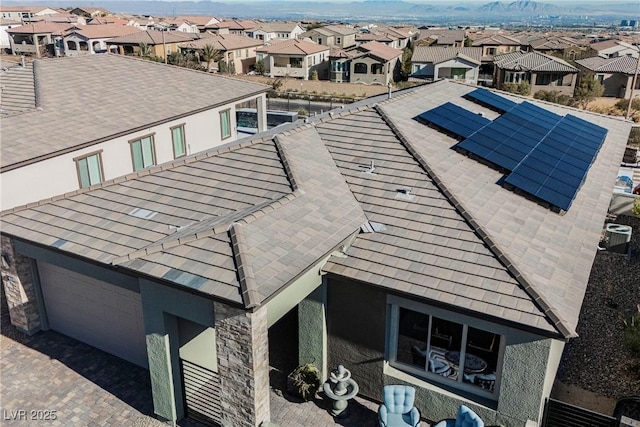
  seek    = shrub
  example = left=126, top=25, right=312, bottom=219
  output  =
left=288, top=363, right=321, bottom=401
left=534, top=90, right=572, bottom=106
left=503, top=82, right=530, bottom=96
left=615, top=98, right=640, bottom=113
left=311, top=70, right=319, bottom=80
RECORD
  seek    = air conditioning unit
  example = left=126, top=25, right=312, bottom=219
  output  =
left=603, top=223, right=632, bottom=254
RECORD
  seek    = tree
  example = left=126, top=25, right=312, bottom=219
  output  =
left=201, top=44, right=220, bottom=72
left=254, top=59, right=265, bottom=75
left=464, top=37, right=473, bottom=47
left=573, top=76, right=603, bottom=109
left=137, top=42, right=152, bottom=58
left=400, top=46, right=413, bottom=80
left=503, top=81, right=530, bottom=96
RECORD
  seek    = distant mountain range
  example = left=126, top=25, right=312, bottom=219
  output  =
left=4, top=0, right=639, bottom=25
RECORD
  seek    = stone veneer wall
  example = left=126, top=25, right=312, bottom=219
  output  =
left=215, top=302, right=270, bottom=427
left=0, top=236, right=40, bottom=334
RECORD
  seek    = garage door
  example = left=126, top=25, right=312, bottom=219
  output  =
left=38, top=261, right=148, bottom=368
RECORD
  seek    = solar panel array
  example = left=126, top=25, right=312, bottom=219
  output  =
left=417, top=91, right=609, bottom=212
left=417, top=102, right=491, bottom=139
left=505, top=114, right=608, bottom=211
left=457, top=101, right=563, bottom=171
left=465, top=88, right=517, bottom=113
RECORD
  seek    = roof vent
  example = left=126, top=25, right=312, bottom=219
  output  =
left=395, top=187, right=415, bottom=201
left=360, top=160, right=376, bottom=174
left=128, top=207, right=157, bottom=219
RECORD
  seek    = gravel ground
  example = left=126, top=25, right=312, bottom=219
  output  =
left=556, top=214, right=640, bottom=400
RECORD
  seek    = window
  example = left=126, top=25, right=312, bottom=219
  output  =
left=235, top=50, right=241, bottom=58
left=389, top=300, right=502, bottom=398
left=130, top=135, right=156, bottom=171
left=245, top=49, right=248, bottom=58
left=371, top=63, right=383, bottom=74
left=486, top=47, right=496, bottom=55
left=220, top=109, right=231, bottom=139
left=171, top=124, right=186, bottom=158
left=337, top=37, right=341, bottom=44
left=318, top=37, right=323, bottom=45
left=75, top=151, right=104, bottom=188
left=354, top=62, right=367, bottom=74
left=596, top=74, right=604, bottom=83
left=504, top=71, right=526, bottom=83
left=535, top=73, right=564, bottom=86
left=290, top=57, right=303, bottom=68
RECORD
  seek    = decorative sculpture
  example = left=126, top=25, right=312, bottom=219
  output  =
left=322, top=364, right=359, bottom=418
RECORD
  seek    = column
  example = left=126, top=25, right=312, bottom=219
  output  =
left=0, top=236, right=41, bottom=335
left=298, top=284, right=327, bottom=380
left=215, top=303, right=270, bottom=427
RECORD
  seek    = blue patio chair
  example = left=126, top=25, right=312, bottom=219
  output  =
left=378, top=385, right=421, bottom=427
left=432, top=404, right=484, bottom=427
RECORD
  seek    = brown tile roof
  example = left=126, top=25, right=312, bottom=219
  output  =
left=66, top=24, right=141, bottom=39
left=411, top=46, right=482, bottom=64
left=107, top=29, right=199, bottom=45
left=0, top=80, right=629, bottom=337
left=257, top=39, right=329, bottom=56
left=373, top=80, right=631, bottom=337
left=493, top=51, right=578, bottom=73
left=0, top=54, right=269, bottom=170
left=256, top=22, right=301, bottom=33
left=179, top=33, right=263, bottom=51
left=471, top=34, right=521, bottom=46
left=172, top=16, right=218, bottom=26
left=206, top=20, right=258, bottom=31
left=0, top=62, right=36, bottom=115
left=6, top=22, right=72, bottom=35
left=589, top=39, right=621, bottom=52
left=357, top=41, right=403, bottom=62
left=576, top=55, right=640, bottom=74
left=1, top=129, right=366, bottom=307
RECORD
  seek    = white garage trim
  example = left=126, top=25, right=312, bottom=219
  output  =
left=37, top=261, right=148, bottom=368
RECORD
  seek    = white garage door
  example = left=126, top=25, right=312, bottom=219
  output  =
left=38, top=261, right=148, bottom=368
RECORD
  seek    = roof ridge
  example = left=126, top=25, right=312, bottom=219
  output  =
left=229, top=222, right=260, bottom=308
left=374, top=103, right=573, bottom=339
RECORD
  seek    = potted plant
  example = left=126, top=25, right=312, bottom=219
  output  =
left=287, top=363, right=321, bottom=401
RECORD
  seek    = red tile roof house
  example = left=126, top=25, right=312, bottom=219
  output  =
left=6, top=21, right=71, bottom=57
left=0, top=54, right=270, bottom=210
left=256, top=38, right=330, bottom=80
left=179, top=33, right=264, bottom=74
left=0, top=79, right=631, bottom=427
left=344, top=40, right=403, bottom=85
left=61, top=24, right=141, bottom=55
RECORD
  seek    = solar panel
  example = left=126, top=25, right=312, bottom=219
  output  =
left=417, top=102, right=490, bottom=139
left=465, top=88, right=517, bottom=113
left=504, top=115, right=608, bottom=211
left=457, top=102, right=563, bottom=171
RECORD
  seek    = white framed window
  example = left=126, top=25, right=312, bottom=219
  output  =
left=130, top=134, right=156, bottom=171
left=388, top=296, right=503, bottom=400
left=171, top=124, right=186, bottom=158
left=220, top=109, right=231, bottom=139
left=504, top=71, right=526, bottom=83
left=74, top=150, right=104, bottom=188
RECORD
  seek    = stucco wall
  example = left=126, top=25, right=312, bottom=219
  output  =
left=326, top=275, right=559, bottom=427
left=1, top=95, right=266, bottom=210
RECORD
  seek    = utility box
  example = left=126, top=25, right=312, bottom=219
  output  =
left=604, top=223, right=633, bottom=254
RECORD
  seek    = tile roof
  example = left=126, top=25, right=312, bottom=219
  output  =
left=589, top=39, right=621, bottom=51
left=371, top=80, right=630, bottom=337
left=179, top=33, right=263, bottom=51
left=107, top=29, right=200, bottom=45
left=576, top=55, right=640, bottom=74
left=206, top=20, right=258, bottom=31
left=1, top=129, right=366, bottom=307
left=6, top=22, right=71, bottom=35
left=257, top=39, right=329, bottom=56
left=471, top=34, right=521, bottom=46
left=255, top=22, right=301, bottom=33
left=0, top=62, right=36, bottom=116
left=411, top=46, right=482, bottom=64
left=418, top=29, right=465, bottom=45
left=0, top=54, right=269, bottom=170
left=0, top=80, right=629, bottom=338
left=493, top=51, right=578, bottom=73
left=356, top=33, right=396, bottom=43
left=65, top=24, right=141, bottom=39
left=172, top=16, right=218, bottom=26
left=324, top=25, right=358, bottom=36
left=357, top=41, right=403, bottom=62
left=529, top=36, right=578, bottom=50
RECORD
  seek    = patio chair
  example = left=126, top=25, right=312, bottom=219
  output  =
left=378, top=385, right=421, bottom=427
left=432, top=404, right=484, bottom=427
